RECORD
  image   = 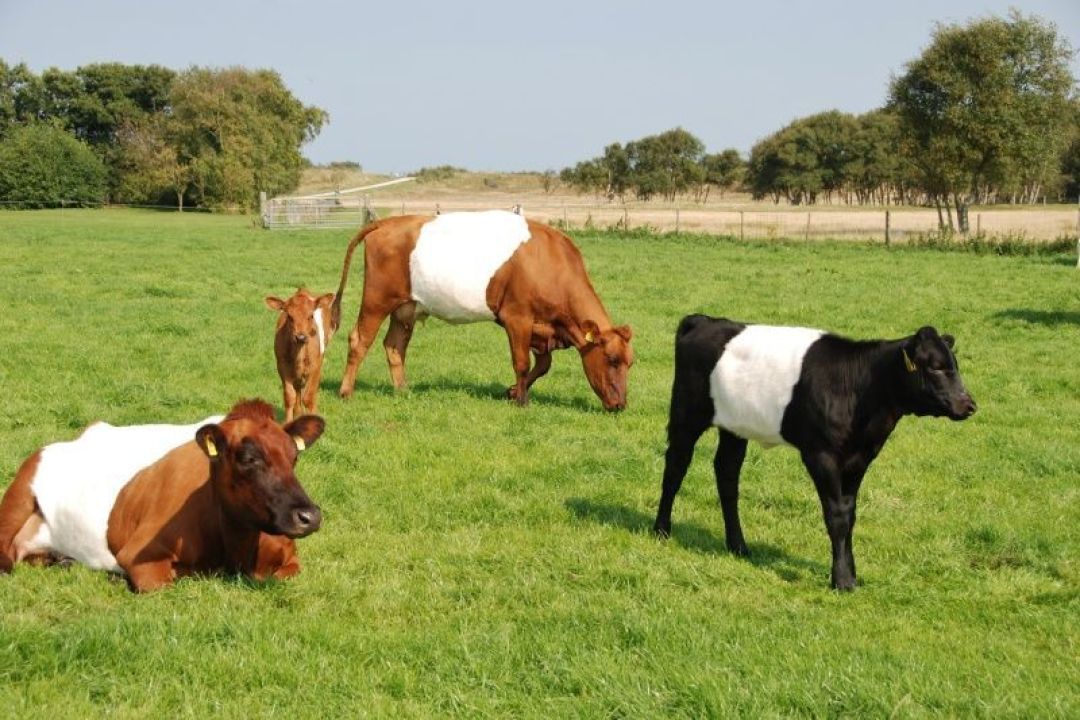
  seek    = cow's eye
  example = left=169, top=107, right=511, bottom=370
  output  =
left=236, top=442, right=264, bottom=468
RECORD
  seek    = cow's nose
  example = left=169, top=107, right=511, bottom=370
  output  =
left=295, top=333, right=308, bottom=344
left=293, top=506, right=322, bottom=534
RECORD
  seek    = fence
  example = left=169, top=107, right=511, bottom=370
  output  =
left=343, top=200, right=1080, bottom=244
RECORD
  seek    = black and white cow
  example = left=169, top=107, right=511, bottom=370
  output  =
left=653, top=314, right=977, bottom=590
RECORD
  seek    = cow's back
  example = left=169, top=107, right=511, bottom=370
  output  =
left=29, top=416, right=223, bottom=570
left=409, top=210, right=532, bottom=322
left=708, top=325, right=823, bottom=447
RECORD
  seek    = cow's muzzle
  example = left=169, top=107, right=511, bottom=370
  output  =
left=950, top=394, right=977, bottom=420
left=287, top=505, right=322, bottom=537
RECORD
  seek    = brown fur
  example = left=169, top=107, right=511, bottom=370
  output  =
left=266, top=288, right=335, bottom=422
left=331, top=215, right=634, bottom=410
left=0, top=400, right=325, bottom=592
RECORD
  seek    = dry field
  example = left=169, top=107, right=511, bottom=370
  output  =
left=293, top=167, right=1080, bottom=241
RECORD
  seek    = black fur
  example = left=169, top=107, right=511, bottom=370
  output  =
left=654, top=315, right=976, bottom=590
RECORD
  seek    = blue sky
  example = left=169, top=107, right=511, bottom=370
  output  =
left=2, top=1, right=1078, bottom=173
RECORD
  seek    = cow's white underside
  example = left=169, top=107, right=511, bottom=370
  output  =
left=709, top=325, right=823, bottom=447
left=28, top=415, right=224, bottom=571
left=409, top=210, right=531, bottom=323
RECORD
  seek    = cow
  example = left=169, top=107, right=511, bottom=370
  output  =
left=0, top=399, right=324, bottom=592
left=331, top=210, right=634, bottom=410
left=266, top=288, right=336, bottom=422
left=653, top=315, right=977, bottom=590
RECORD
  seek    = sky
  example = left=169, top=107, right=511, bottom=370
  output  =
left=2, top=1, right=1079, bottom=174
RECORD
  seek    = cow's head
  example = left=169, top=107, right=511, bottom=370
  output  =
left=266, top=289, right=335, bottom=349
left=579, top=320, right=634, bottom=411
left=900, top=327, right=977, bottom=421
left=196, top=399, right=325, bottom=538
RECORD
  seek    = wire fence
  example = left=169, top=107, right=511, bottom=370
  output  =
left=266, top=196, right=1080, bottom=244
left=5, top=197, right=1079, bottom=245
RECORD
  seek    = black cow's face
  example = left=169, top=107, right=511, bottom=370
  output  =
left=903, top=327, right=977, bottom=421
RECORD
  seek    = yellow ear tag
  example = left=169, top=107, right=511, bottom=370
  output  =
left=294, top=436, right=306, bottom=452
left=903, top=348, right=917, bottom=373
left=205, top=438, right=218, bottom=457
left=584, top=330, right=595, bottom=344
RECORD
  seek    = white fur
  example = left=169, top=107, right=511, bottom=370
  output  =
left=709, top=325, right=823, bottom=447
left=409, top=210, right=531, bottom=323
left=314, top=306, right=327, bottom=355
left=28, top=415, right=224, bottom=571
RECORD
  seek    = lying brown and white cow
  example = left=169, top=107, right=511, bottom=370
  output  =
left=0, top=399, right=324, bottom=592
left=266, top=288, right=336, bottom=422
left=332, top=210, right=634, bottom=410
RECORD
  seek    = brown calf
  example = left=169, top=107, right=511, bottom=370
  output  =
left=332, top=210, right=634, bottom=410
left=0, top=399, right=324, bottom=592
left=266, top=288, right=335, bottom=422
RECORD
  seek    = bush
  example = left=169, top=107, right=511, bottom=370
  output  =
left=0, top=124, right=108, bottom=208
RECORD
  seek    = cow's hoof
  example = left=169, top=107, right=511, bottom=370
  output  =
left=653, top=523, right=671, bottom=539
left=338, top=387, right=354, bottom=400
left=831, top=577, right=857, bottom=592
left=727, top=541, right=750, bottom=557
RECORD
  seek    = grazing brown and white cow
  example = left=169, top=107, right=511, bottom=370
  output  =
left=266, top=288, right=336, bottom=421
left=332, top=210, right=634, bottom=410
left=0, top=399, right=324, bottom=592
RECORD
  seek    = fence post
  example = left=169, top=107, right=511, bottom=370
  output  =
left=740, top=210, right=745, bottom=241
left=805, top=212, right=811, bottom=241
left=259, top=191, right=268, bottom=228
left=885, top=210, right=890, bottom=246
left=976, top=213, right=981, bottom=236
left=675, top=207, right=680, bottom=235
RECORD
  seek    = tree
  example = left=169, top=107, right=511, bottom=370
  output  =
left=745, top=111, right=859, bottom=205
left=889, top=10, right=1077, bottom=230
left=626, top=128, right=705, bottom=201
left=168, top=67, right=327, bottom=210
left=0, top=123, right=107, bottom=207
left=115, top=115, right=192, bottom=210
left=700, top=149, right=744, bottom=201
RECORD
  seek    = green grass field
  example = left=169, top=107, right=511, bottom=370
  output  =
left=0, top=209, right=1077, bottom=717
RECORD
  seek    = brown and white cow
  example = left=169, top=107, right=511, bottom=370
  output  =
left=266, top=288, right=336, bottom=422
left=0, top=399, right=324, bottom=592
left=331, top=210, right=634, bottom=410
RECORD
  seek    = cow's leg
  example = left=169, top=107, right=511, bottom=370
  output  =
left=0, top=454, right=40, bottom=573
left=525, top=350, right=552, bottom=390
left=503, top=318, right=535, bottom=406
left=653, top=417, right=710, bottom=537
left=383, top=302, right=417, bottom=390
left=802, top=449, right=856, bottom=590
left=715, top=429, right=750, bottom=556
left=301, top=368, right=321, bottom=417
left=339, top=302, right=394, bottom=398
left=840, top=457, right=870, bottom=582
left=282, top=381, right=299, bottom=423
left=116, top=542, right=176, bottom=593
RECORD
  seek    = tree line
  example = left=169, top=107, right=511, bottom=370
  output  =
left=0, top=62, right=326, bottom=210
left=561, top=11, right=1080, bottom=232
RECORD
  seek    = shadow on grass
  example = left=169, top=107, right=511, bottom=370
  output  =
left=564, top=498, right=826, bottom=583
left=323, top=375, right=599, bottom=412
left=993, top=308, right=1080, bottom=326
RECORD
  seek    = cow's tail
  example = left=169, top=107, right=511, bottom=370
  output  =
left=676, top=313, right=711, bottom=339
left=330, top=220, right=381, bottom=332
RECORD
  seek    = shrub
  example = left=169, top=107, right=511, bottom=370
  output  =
left=0, top=124, right=108, bottom=208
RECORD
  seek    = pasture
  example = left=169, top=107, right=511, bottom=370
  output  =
left=0, top=209, right=1077, bottom=717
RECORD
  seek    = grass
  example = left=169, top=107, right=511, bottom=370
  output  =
left=0, top=209, right=1077, bottom=717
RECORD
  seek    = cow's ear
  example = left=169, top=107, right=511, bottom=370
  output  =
left=581, top=320, right=601, bottom=345
left=196, top=424, right=227, bottom=461
left=941, top=334, right=956, bottom=350
left=284, top=415, right=325, bottom=452
left=316, top=293, right=335, bottom=309
left=265, top=296, right=286, bottom=312
left=613, top=324, right=633, bottom=342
